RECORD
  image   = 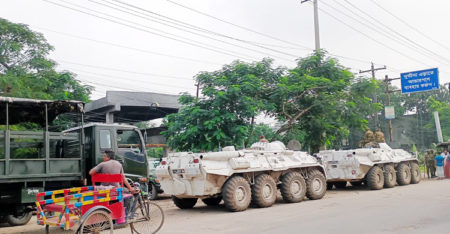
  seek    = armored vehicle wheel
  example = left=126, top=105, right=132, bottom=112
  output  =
left=172, top=197, right=198, bottom=209
left=334, top=182, right=347, bottom=189
left=222, top=176, right=252, bottom=212
left=383, top=165, right=396, bottom=188
left=367, top=166, right=384, bottom=190
left=280, top=172, right=306, bottom=203
left=6, top=210, right=32, bottom=226
left=326, top=182, right=334, bottom=190
left=252, top=174, right=277, bottom=208
left=410, top=163, right=421, bottom=184
left=202, top=196, right=222, bottom=206
left=305, top=169, right=326, bottom=200
left=397, top=163, right=411, bottom=185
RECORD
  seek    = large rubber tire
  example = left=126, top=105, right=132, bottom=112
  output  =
left=305, top=169, right=327, bottom=200
left=280, top=171, right=306, bottom=203
left=202, top=196, right=222, bottom=206
left=334, top=181, right=347, bottom=189
left=6, top=210, right=32, bottom=226
left=148, top=183, right=158, bottom=200
left=397, top=163, right=411, bottom=185
left=252, top=174, right=277, bottom=208
left=410, top=163, right=421, bottom=184
left=172, top=197, right=198, bottom=209
left=222, top=176, right=252, bottom=212
left=367, top=166, right=384, bottom=190
left=383, top=164, right=396, bottom=188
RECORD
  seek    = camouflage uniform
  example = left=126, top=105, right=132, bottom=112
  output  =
left=359, top=128, right=378, bottom=148
left=374, top=129, right=385, bottom=143
left=425, top=150, right=436, bottom=178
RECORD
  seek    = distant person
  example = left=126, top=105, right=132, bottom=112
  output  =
left=259, top=135, right=269, bottom=143
left=435, top=152, right=445, bottom=179
left=425, top=149, right=436, bottom=178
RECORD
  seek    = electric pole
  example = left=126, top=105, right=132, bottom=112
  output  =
left=359, top=62, right=386, bottom=128
left=195, top=83, right=200, bottom=98
left=301, top=0, right=320, bottom=51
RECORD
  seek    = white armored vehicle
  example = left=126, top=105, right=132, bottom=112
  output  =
left=318, top=143, right=420, bottom=190
left=155, top=141, right=326, bottom=212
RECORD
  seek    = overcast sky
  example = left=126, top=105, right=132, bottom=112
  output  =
left=1, top=0, right=450, bottom=100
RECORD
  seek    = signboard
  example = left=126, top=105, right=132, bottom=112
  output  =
left=385, top=106, right=395, bottom=120
left=401, top=68, right=439, bottom=94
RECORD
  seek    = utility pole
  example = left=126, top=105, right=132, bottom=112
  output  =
left=383, top=75, right=400, bottom=142
left=195, top=83, right=200, bottom=98
left=301, top=0, right=320, bottom=51
left=359, top=62, right=386, bottom=128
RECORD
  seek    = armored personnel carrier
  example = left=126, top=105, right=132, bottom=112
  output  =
left=318, top=143, right=420, bottom=190
left=155, top=141, right=326, bottom=212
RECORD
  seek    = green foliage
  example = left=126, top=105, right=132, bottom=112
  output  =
left=147, top=147, right=164, bottom=159
left=247, top=123, right=281, bottom=146
left=427, top=97, right=450, bottom=142
left=0, top=18, right=92, bottom=102
left=163, top=59, right=284, bottom=151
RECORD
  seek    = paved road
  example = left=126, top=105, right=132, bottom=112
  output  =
left=1, top=178, right=449, bottom=234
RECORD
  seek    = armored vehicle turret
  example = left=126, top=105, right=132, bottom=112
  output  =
left=318, top=143, right=420, bottom=190
left=156, top=141, right=326, bottom=212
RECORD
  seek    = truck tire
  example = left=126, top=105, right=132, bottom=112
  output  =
left=334, top=181, right=347, bottom=189
left=305, top=169, right=326, bottom=200
left=367, top=166, right=384, bottom=190
left=383, top=165, right=396, bottom=188
left=202, top=196, right=222, bottom=206
left=172, top=197, right=198, bottom=209
left=410, top=163, right=421, bottom=184
left=148, top=183, right=158, bottom=200
left=252, top=174, right=277, bottom=208
left=280, top=171, right=306, bottom=203
left=222, top=176, right=251, bottom=212
left=397, top=163, right=411, bottom=185
left=6, top=210, right=32, bottom=226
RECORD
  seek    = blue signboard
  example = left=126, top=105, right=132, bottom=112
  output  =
left=401, top=68, right=439, bottom=94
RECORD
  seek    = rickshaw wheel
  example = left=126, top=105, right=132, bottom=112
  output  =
left=79, top=210, right=113, bottom=234
left=130, top=200, right=164, bottom=234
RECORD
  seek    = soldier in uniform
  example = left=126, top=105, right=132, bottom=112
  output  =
left=374, top=127, right=385, bottom=143
left=425, top=149, right=436, bottom=178
left=359, top=127, right=376, bottom=148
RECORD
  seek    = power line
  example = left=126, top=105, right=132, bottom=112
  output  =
left=34, top=26, right=223, bottom=65
left=57, top=60, right=192, bottom=80
left=338, top=0, right=450, bottom=65
left=369, top=0, right=450, bottom=53
left=101, top=0, right=299, bottom=60
left=165, top=0, right=312, bottom=50
left=43, top=0, right=257, bottom=61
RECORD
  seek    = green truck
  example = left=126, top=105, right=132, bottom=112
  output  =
left=0, top=97, right=149, bottom=226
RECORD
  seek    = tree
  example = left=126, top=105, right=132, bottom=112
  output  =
left=163, top=59, right=284, bottom=151
left=0, top=18, right=91, bottom=101
left=267, top=51, right=371, bottom=152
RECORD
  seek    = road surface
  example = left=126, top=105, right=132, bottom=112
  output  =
left=1, top=178, right=449, bottom=234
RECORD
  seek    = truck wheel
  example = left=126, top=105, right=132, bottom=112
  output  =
left=383, top=165, right=396, bottom=188
left=334, top=182, right=347, bottom=189
left=252, top=174, right=277, bottom=208
left=6, top=210, right=33, bottom=226
left=305, top=169, right=326, bottom=200
left=202, top=196, right=222, bottom=206
left=222, top=176, right=251, bottom=212
left=172, top=197, right=198, bottom=209
left=367, top=166, right=384, bottom=190
left=148, top=183, right=158, bottom=200
left=280, top=171, right=306, bottom=203
left=410, top=163, right=421, bottom=184
left=397, top=163, right=411, bottom=185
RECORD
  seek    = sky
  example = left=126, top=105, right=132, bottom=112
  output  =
left=1, top=0, right=450, bottom=101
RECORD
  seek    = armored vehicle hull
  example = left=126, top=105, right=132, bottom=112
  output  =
left=156, top=142, right=327, bottom=212
left=318, top=143, right=420, bottom=190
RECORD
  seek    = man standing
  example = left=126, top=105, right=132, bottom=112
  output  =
left=435, top=152, right=445, bottom=179
left=425, top=150, right=436, bottom=178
